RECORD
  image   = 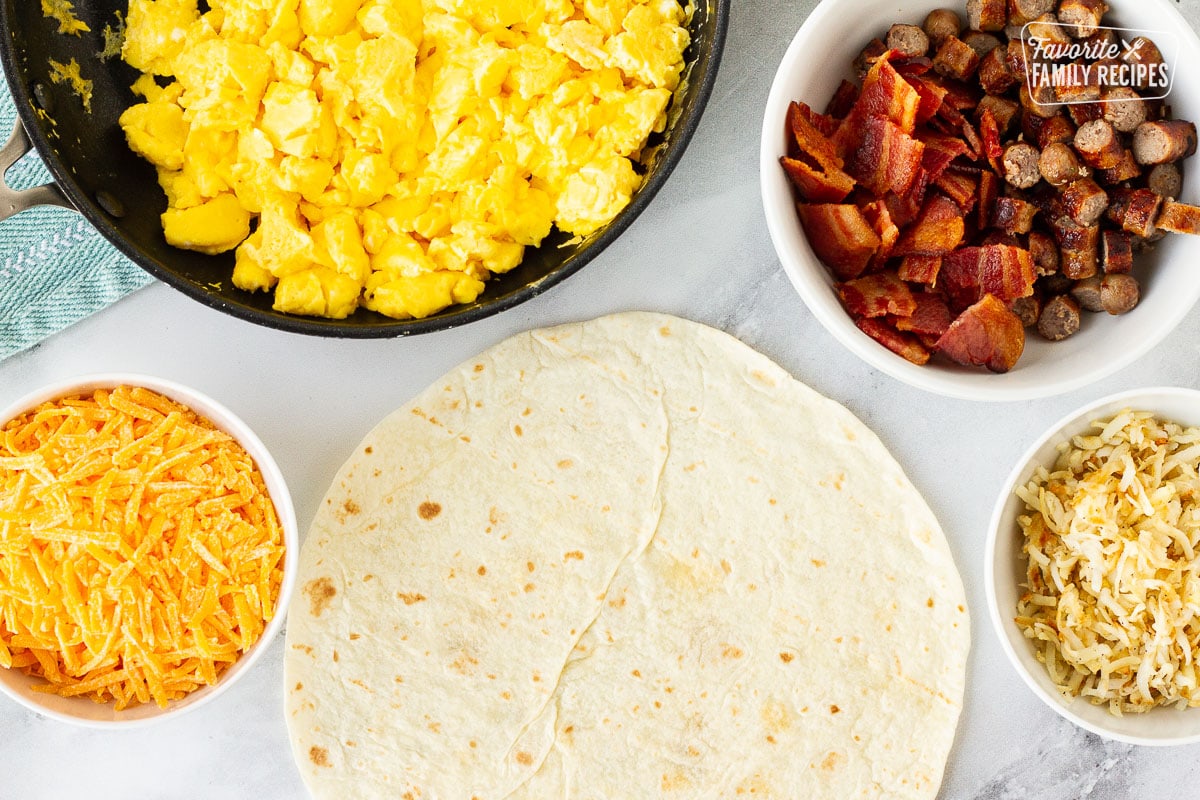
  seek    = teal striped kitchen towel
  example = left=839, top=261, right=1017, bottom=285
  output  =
left=0, top=81, right=151, bottom=362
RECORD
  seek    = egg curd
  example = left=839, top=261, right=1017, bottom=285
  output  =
left=118, top=0, right=691, bottom=320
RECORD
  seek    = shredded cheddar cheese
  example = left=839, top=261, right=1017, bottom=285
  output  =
left=0, top=386, right=285, bottom=709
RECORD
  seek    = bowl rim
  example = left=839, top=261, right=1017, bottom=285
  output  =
left=984, top=385, right=1200, bottom=745
left=758, top=0, right=1200, bottom=402
left=0, top=373, right=299, bottom=728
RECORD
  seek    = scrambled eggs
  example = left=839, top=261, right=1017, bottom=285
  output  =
left=118, top=0, right=690, bottom=319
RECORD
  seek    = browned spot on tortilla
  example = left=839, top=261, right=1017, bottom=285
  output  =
left=766, top=735, right=777, bottom=744
left=419, top=501, right=442, bottom=520
left=830, top=704, right=840, bottom=714
left=501, top=691, right=512, bottom=700
left=631, top=669, right=642, bottom=678
left=474, top=363, right=485, bottom=372
left=524, top=583, right=535, bottom=593
left=343, top=499, right=360, bottom=515
left=564, top=550, right=584, bottom=561
left=811, top=559, right=826, bottom=568
left=469, top=740, right=477, bottom=748
left=397, top=592, right=426, bottom=605
left=310, top=747, right=330, bottom=767
left=333, top=650, right=339, bottom=662
left=513, top=424, right=523, bottom=437
left=411, top=408, right=426, bottom=419
left=721, top=644, right=744, bottom=659
left=349, top=633, right=361, bottom=640
left=460, top=435, right=471, bottom=443
left=820, top=751, right=845, bottom=771
left=477, top=565, right=487, bottom=576
left=720, top=559, right=731, bottom=574
left=608, top=594, right=626, bottom=608
left=515, top=751, right=533, bottom=766
left=364, top=446, right=373, bottom=454
left=780, top=652, right=794, bottom=663
left=293, top=644, right=313, bottom=654
left=294, top=682, right=303, bottom=691
left=927, top=597, right=935, bottom=608
left=958, top=604, right=965, bottom=612
left=395, top=675, right=403, bottom=683
left=346, top=740, right=356, bottom=747
left=372, top=469, right=381, bottom=478
left=527, top=561, right=535, bottom=572
left=557, top=459, right=573, bottom=469
left=363, top=574, right=374, bottom=581
left=428, top=721, right=441, bottom=733
left=304, top=577, right=336, bottom=617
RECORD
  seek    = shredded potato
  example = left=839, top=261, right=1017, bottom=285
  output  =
left=0, top=386, right=285, bottom=709
left=1016, top=409, right=1200, bottom=714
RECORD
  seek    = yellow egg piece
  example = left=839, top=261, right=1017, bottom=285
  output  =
left=161, top=193, right=251, bottom=255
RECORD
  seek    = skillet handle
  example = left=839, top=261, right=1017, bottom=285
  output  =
left=0, top=117, right=74, bottom=221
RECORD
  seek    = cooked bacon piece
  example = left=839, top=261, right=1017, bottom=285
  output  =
left=1155, top=200, right=1200, bottom=236
left=892, top=56, right=935, bottom=79
left=843, top=116, right=926, bottom=196
left=976, top=94, right=1020, bottom=134
left=840, top=56, right=923, bottom=140
left=898, top=254, right=943, bottom=285
left=780, top=158, right=855, bottom=203
left=933, top=170, right=978, bottom=211
left=992, top=196, right=1039, bottom=234
left=893, top=194, right=966, bottom=256
left=940, top=244, right=1035, bottom=307
left=1106, top=188, right=1162, bottom=237
left=838, top=272, right=917, bottom=318
left=961, top=117, right=985, bottom=160
left=856, top=318, right=931, bottom=365
left=933, top=35, right=981, bottom=81
left=796, top=204, right=882, bottom=280
left=861, top=201, right=900, bottom=265
left=912, top=77, right=949, bottom=123
left=919, top=132, right=969, bottom=180
left=787, top=101, right=840, bottom=160
left=980, top=108, right=1003, bottom=167
left=977, top=170, right=999, bottom=230
left=825, top=80, right=860, bottom=120
left=1101, top=230, right=1133, bottom=274
left=935, top=293, right=1025, bottom=372
left=894, top=292, right=953, bottom=335
left=1028, top=230, right=1059, bottom=275
left=883, top=167, right=931, bottom=228
left=1053, top=217, right=1100, bottom=279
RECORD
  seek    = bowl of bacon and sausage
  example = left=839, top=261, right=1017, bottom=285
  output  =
left=762, top=0, right=1200, bottom=400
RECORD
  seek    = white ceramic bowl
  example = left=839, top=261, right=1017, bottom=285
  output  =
left=986, top=387, right=1200, bottom=745
left=760, top=0, right=1200, bottom=401
left=0, top=374, right=299, bottom=728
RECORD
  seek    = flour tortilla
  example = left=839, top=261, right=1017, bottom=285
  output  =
left=285, top=312, right=969, bottom=799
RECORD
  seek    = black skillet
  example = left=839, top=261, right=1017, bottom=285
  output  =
left=0, top=1, right=728, bottom=337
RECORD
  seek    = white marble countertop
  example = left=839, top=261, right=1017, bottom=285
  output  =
left=4, top=0, right=1200, bottom=797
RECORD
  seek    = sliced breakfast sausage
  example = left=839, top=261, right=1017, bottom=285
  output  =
left=978, top=46, right=1017, bottom=95
left=1038, top=142, right=1089, bottom=187
left=887, top=24, right=931, bottom=58
left=1100, top=273, right=1139, bottom=314
left=1054, top=216, right=1099, bottom=279
left=1101, top=88, right=1147, bottom=134
left=1057, top=0, right=1108, bottom=39
left=1070, top=276, right=1105, bottom=312
left=933, top=35, right=981, bottom=79
left=1028, top=230, right=1060, bottom=275
left=1155, top=200, right=1200, bottom=236
left=1003, top=142, right=1042, bottom=188
left=1037, top=294, right=1081, bottom=341
left=992, top=196, right=1039, bottom=233
left=1097, top=149, right=1141, bottom=185
left=1010, top=294, right=1043, bottom=327
left=1147, top=163, right=1183, bottom=200
left=1123, top=36, right=1165, bottom=92
left=962, top=30, right=1004, bottom=57
left=977, top=94, right=1021, bottom=132
left=1074, top=119, right=1126, bottom=169
left=1100, top=230, right=1133, bottom=274
left=967, top=0, right=1007, bottom=31
left=1106, top=187, right=1162, bottom=237
left=854, top=38, right=887, bottom=79
left=1132, top=121, right=1199, bottom=165
left=1021, top=82, right=1060, bottom=118
left=1061, top=178, right=1109, bottom=226
left=1035, top=114, right=1076, bottom=149
left=923, top=8, right=963, bottom=47
left=1009, top=0, right=1056, bottom=25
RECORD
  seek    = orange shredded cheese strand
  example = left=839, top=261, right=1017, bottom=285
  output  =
left=0, top=386, right=284, bottom=709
